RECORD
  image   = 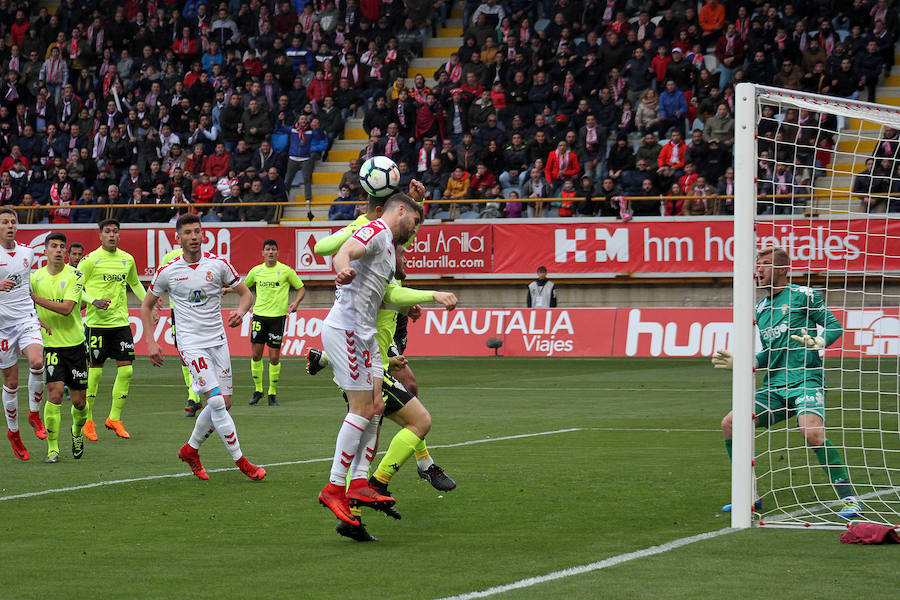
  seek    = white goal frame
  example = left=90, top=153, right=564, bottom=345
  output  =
left=733, top=83, right=900, bottom=529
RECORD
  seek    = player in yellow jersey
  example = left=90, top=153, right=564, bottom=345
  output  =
left=244, top=239, right=305, bottom=407
left=30, top=233, right=91, bottom=463
left=79, top=219, right=156, bottom=440
left=158, top=246, right=204, bottom=417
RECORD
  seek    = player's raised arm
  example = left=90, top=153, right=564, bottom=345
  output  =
left=383, top=284, right=457, bottom=310
left=332, top=238, right=366, bottom=284
left=314, top=223, right=359, bottom=257
left=227, top=282, right=254, bottom=327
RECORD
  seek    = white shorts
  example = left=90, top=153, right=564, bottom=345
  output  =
left=321, top=323, right=382, bottom=391
left=0, top=316, right=43, bottom=369
left=179, top=344, right=233, bottom=397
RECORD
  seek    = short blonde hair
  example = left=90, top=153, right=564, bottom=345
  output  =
left=758, top=246, right=790, bottom=266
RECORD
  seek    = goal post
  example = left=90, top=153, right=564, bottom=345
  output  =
left=733, top=83, right=900, bottom=530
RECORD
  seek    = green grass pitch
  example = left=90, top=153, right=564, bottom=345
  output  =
left=1, top=357, right=898, bottom=599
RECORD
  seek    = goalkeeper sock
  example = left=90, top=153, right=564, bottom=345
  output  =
left=3, top=386, right=18, bottom=431
left=44, top=402, right=60, bottom=453
left=725, top=438, right=733, bottom=461
left=814, top=441, right=853, bottom=497
left=28, top=367, right=44, bottom=412
left=109, top=365, right=132, bottom=421
left=86, top=367, right=102, bottom=421
left=71, top=404, right=88, bottom=437
left=251, top=359, right=264, bottom=393
left=374, top=427, right=421, bottom=484
left=181, top=365, right=200, bottom=402
left=267, top=362, right=281, bottom=396
left=415, top=438, right=434, bottom=470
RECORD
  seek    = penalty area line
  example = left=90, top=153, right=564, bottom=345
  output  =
left=0, top=428, right=589, bottom=503
left=432, top=528, right=737, bottom=600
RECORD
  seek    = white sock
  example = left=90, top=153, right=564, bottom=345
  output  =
left=350, top=414, right=381, bottom=481
left=207, top=394, right=242, bottom=461
left=330, top=412, right=369, bottom=485
left=28, top=368, right=44, bottom=413
left=417, top=455, right=435, bottom=470
left=3, top=385, right=18, bottom=431
left=188, top=405, right=214, bottom=449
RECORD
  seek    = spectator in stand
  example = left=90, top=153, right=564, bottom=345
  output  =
left=658, top=80, right=687, bottom=138
left=854, top=41, right=885, bottom=103
left=469, top=163, right=496, bottom=199
left=239, top=178, right=274, bottom=223
left=684, top=177, right=717, bottom=215
left=699, top=0, right=726, bottom=48
left=500, top=133, right=529, bottom=194
left=423, top=158, right=450, bottom=210
left=657, top=129, right=687, bottom=177
left=262, top=168, right=287, bottom=205
left=544, top=140, right=580, bottom=193
left=521, top=166, right=552, bottom=218
left=329, top=184, right=357, bottom=221
left=606, top=135, right=635, bottom=182
left=715, top=23, right=745, bottom=90
left=443, top=165, right=470, bottom=207
left=703, top=103, right=735, bottom=151
left=204, top=143, right=231, bottom=180
left=715, top=167, right=736, bottom=215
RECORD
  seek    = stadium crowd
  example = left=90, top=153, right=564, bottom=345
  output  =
left=0, top=0, right=894, bottom=223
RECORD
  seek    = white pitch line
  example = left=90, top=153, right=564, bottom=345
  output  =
left=0, top=428, right=593, bottom=502
left=432, top=528, right=737, bottom=600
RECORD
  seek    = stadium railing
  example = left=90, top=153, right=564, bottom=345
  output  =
left=9, top=191, right=883, bottom=224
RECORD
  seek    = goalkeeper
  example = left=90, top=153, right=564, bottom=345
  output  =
left=712, top=246, right=860, bottom=519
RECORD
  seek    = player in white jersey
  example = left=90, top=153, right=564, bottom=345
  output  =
left=141, top=214, right=266, bottom=481
left=318, top=191, right=448, bottom=527
left=0, top=208, right=46, bottom=460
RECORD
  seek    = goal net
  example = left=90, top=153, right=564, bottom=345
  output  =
left=733, top=84, right=900, bottom=530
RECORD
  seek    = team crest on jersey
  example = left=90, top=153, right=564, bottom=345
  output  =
left=197, top=376, right=206, bottom=387
left=60, top=281, right=66, bottom=291
left=206, top=270, right=214, bottom=282
left=781, top=305, right=789, bottom=314
left=121, top=259, right=127, bottom=267
left=22, top=257, right=27, bottom=268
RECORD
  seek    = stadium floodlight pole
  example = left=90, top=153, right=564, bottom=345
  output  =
left=731, top=82, right=757, bottom=529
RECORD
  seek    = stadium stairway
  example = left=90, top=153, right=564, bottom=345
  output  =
left=813, top=50, right=900, bottom=215
left=282, top=7, right=464, bottom=221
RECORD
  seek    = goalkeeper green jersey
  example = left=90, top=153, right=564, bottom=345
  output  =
left=79, top=247, right=145, bottom=327
left=755, top=284, right=842, bottom=389
left=30, top=265, right=86, bottom=347
left=245, top=261, right=304, bottom=317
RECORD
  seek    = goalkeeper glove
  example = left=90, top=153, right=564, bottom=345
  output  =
left=711, top=349, right=733, bottom=370
left=790, top=328, right=826, bottom=350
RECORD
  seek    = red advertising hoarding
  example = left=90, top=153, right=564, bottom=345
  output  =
left=18, top=218, right=900, bottom=277
left=491, top=220, right=900, bottom=275
left=16, top=223, right=491, bottom=278
left=125, top=307, right=898, bottom=359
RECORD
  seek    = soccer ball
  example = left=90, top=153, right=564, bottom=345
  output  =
left=359, top=156, right=400, bottom=198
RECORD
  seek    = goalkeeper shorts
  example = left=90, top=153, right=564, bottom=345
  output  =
left=755, top=385, right=826, bottom=427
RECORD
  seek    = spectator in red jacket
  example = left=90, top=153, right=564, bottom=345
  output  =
left=307, top=70, right=333, bottom=111
left=657, top=129, right=687, bottom=176
left=469, top=163, right=496, bottom=198
left=204, top=143, right=231, bottom=179
left=545, top=140, right=581, bottom=192
left=171, top=27, right=197, bottom=67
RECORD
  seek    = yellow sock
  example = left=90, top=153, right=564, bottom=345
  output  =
left=374, top=427, right=421, bottom=483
